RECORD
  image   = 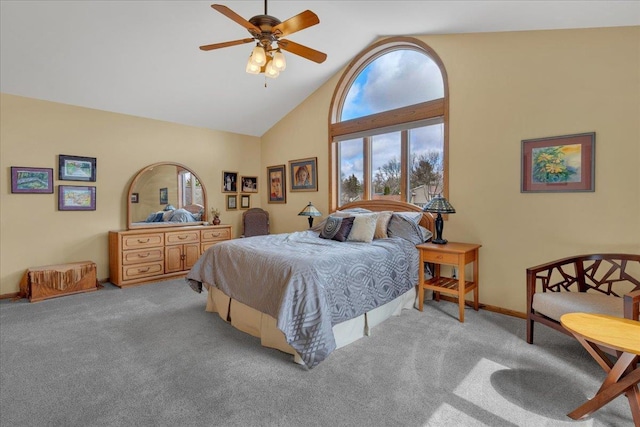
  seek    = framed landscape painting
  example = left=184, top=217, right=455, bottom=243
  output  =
left=58, top=185, right=96, bottom=211
left=11, top=167, right=54, bottom=193
left=59, top=155, right=97, bottom=182
left=521, top=132, right=595, bottom=193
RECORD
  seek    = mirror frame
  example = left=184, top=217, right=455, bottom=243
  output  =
left=127, top=161, right=208, bottom=230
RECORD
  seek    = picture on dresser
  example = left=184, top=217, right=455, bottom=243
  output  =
left=58, top=185, right=96, bottom=211
left=58, top=155, right=96, bottom=182
left=11, top=167, right=54, bottom=194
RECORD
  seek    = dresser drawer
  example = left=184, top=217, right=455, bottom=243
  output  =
left=122, top=248, right=164, bottom=265
left=421, top=251, right=460, bottom=265
left=201, top=227, right=231, bottom=242
left=165, top=230, right=200, bottom=245
left=122, top=233, right=164, bottom=250
left=122, top=261, right=164, bottom=280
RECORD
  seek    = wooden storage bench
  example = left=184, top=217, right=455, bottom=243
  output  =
left=19, top=261, right=99, bottom=302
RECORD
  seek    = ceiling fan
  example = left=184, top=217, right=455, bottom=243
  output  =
left=199, top=1, right=327, bottom=79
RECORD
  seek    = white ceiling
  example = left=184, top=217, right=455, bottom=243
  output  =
left=2, top=1, right=639, bottom=137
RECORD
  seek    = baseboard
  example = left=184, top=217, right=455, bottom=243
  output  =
left=0, top=292, right=21, bottom=300
left=437, top=295, right=526, bottom=319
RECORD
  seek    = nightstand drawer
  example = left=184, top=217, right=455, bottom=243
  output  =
left=421, top=251, right=459, bottom=265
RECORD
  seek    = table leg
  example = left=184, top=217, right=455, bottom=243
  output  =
left=568, top=352, right=640, bottom=424
left=418, top=252, right=425, bottom=312
left=458, top=258, right=465, bottom=323
left=473, top=249, right=479, bottom=311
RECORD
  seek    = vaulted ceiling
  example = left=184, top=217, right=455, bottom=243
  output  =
left=2, top=1, right=638, bottom=137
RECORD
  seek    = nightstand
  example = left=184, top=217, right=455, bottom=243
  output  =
left=417, top=242, right=481, bottom=322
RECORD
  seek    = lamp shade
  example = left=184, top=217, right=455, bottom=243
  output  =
left=423, top=195, right=456, bottom=214
left=298, top=202, right=322, bottom=228
left=250, top=45, right=267, bottom=67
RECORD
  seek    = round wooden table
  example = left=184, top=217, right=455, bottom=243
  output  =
left=561, top=312, right=640, bottom=425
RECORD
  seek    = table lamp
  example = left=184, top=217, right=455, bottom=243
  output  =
left=298, top=202, right=322, bottom=228
left=423, top=195, right=456, bottom=244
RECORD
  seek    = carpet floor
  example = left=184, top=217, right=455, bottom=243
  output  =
left=0, top=279, right=634, bottom=427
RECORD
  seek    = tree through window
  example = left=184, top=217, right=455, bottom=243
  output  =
left=329, top=37, right=449, bottom=211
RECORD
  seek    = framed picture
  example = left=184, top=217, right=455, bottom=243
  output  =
left=267, top=164, right=286, bottom=204
left=289, top=157, right=318, bottom=192
left=58, top=155, right=96, bottom=182
left=58, top=185, right=96, bottom=211
left=240, top=194, right=251, bottom=209
left=226, top=194, right=237, bottom=210
left=159, top=187, right=168, bottom=204
left=10, top=167, right=54, bottom=194
left=222, top=171, right=238, bottom=193
left=521, top=132, right=595, bottom=193
left=241, top=176, right=258, bottom=193
left=131, top=193, right=139, bottom=203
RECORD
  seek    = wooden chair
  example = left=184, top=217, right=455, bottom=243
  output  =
left=242, top=208, right=269, bottom=237
left=526, top=254, right=640, bottom=344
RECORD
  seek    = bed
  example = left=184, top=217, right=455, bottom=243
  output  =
left=186, top=200, right=434, bottom=368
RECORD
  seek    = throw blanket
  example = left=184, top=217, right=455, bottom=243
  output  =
left=187, top=230, right=418, bottom=368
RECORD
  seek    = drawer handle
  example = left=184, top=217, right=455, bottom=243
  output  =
left=178, top=235, right=188, bottom=240
left=137, top=238, right=150, bottom=243
left=138, top=267, right=150, bottom=273
left=137, top=252, right=150, bottom=258
left=212, top=233, right=220, bottom=237
left=435, top=255, right=443, bottom=260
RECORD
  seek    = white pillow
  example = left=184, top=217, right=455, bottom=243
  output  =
left=347, top=213, right=378, bottom=243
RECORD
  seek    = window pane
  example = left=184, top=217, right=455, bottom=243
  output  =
left=409, top=123, right=444, bottom=207
left=371, top=132, right=401, bottom=198
left=341, top=50, right=444, bottom=121
left=338, top=138, right=364, bottom=205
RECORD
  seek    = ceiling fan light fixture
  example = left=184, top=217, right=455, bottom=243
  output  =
left=250, top=45, right=267, bottom=67
left=265, top=59, right=280, bottom=79
left=272, top=49, right=286, bottom=71
left=245, top=57, right=261, bottom=74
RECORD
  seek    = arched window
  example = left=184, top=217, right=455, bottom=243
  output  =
left=329, top=37, right=449, bottom=211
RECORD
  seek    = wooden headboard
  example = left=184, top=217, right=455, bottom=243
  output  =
left=338, top=200, right=434, bottom=232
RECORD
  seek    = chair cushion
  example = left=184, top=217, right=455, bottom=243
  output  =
left=533, top=292, right=623, bottom=322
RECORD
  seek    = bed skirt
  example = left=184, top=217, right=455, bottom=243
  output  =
left=204, top=284, right=420, bottom=365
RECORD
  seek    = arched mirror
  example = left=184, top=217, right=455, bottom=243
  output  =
left=127, top=162, right=208, bottom=229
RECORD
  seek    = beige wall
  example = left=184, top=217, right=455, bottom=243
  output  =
left=0, top=94, right=260, bottom=294
left=261, top=26, right=640, bottom=313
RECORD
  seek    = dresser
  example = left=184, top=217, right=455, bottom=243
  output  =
left=109, top=224, right=231, bottom=287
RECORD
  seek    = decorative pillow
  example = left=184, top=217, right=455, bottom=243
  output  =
left=319, top=216, right=355, bottom=242
left=373, top=211, right=393, bottom=239
left=146, top=212, right=164, bottom=222
left=387, top=212, right=424, bottom=245
left=347, top=213, right=378, bottom=243
left=419, top=225, right=433, bottom=242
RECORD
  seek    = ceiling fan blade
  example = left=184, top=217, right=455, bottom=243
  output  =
left=272, top=10, right=319, bottom=38
left=211, top=4, right=261, bottom=35
left=278, top=39, right=327, bottom=64
left=199, top=38, right=255, bottom=51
